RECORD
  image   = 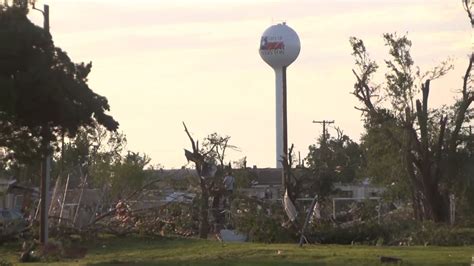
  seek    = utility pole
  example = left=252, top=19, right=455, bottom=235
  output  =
left=312, top=120, right=334, bottom=162
left=33, top=4, right=50, bottom=32
left=312, top=120, right=334, bottom=144
left=33, top=3, right=50, bottom=245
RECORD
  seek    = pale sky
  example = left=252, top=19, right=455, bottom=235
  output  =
left=29, top=0, right=471, bottom=169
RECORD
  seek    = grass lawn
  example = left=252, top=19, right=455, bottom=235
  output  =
left=1, top=235, right=473, bottom=265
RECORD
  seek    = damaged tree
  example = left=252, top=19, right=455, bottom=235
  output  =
left=350, top=5, right=473, bottom=222
left=183, top=122, right=233, bottom=239
left=183, top=122, right=211, bottom=238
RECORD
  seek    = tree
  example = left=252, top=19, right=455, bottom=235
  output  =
left=0, top=3, right=119, bottom=243
left=63, top=124, right=126, bottom=189
left=349, top=12, right=472, bottom=222
left=182, top=123, right=236, bottom=238
left=307, top=128, right=363, bottom=183
left=109, top=151, right=151, bottom=199
left=305, top=128, right=363, bottom=199
left=58, top=125, right=152, bottom=202
left=202, top=132, right=238, bottom=172
left=360, top=123, right=411, bottom=202
left=0, top=4, right=118, bottom=163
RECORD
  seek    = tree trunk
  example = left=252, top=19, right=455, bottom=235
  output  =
left=412, top=81, right=450, bottom=223
left=421, top=173, right=449, bottom=223
left=406, top=155, right=422, bottom=221
left=183, top=123, right=211, bottom=239
left=199, top=182, right=209, bottom=239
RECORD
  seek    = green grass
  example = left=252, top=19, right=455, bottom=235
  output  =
left=1, top=235, right=473, bottom=265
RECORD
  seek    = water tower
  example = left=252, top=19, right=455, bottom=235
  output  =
left=259, top=22, right=300, bottom=168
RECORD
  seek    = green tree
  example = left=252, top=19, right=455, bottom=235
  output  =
left=349, top=27, right=472, bottom=222
left=0, top=4, right=118, bottom=166
left=360, top=122, right=411, bottom=203
left=57, top=125, right=152, bottom=202
left=109, top=151, right=151, bottom=199
left=65, top=124, right=125, bottom=188
left=305, top=128, right=363, bottom=199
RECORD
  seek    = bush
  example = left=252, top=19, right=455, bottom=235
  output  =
left=137, top=200, right=199, bottom=237
left=310, top=222, right=391, bottom=245
left=309, top=219, right=474, bottom=246
left=0, top=260, right=13, bottom=266
left=231, top=195, right=295, bottom=243
left=413, top=223, right=474, bottom=246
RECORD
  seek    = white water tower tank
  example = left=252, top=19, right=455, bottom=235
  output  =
left=259, top=22, right=301, bottom=168
left=259, top=22, right=301, bottom=69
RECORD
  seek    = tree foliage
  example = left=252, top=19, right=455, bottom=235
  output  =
left=59, top=125, right=150, bottom=201
left=109, top=151, right=151, bottom=199
left=305, top=128, right=363, bottom=199
left=349, top=29, right=473, bottom=222
left=0, top=4, right=118, bottom=166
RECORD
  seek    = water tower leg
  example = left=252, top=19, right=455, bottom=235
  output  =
left=274, top=67, right=288, bottom=169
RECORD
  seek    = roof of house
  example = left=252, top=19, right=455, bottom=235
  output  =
left=147, top=168, right=199, bottom=180
left=148, top=167, right=284, bottom=185
left=250, top=168, right=282, bottom=186
left=147, top=167, right=311, bottom=187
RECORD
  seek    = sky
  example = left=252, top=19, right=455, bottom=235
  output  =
left=28, top=0, right=471, bottom=169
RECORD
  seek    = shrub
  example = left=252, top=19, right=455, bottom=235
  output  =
left=310, top=222, right=391, bottom=245
left=309, top=219, right=474, bottom=246
left=231, top=195, right=295, bottom=243
left=413, top=223, right=474, bottom=246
